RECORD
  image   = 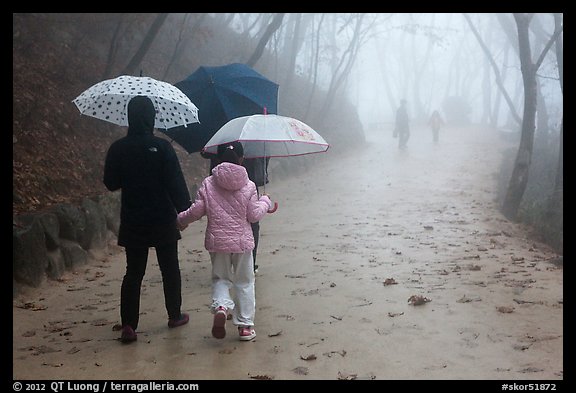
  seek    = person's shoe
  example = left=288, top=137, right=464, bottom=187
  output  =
left=212, top=306, right=227, bottom=339
left=238, top=326, right=256, bottom=341
left=120, top=325, right=137, bottom=343
left=168, top=313, right=189, bottom=328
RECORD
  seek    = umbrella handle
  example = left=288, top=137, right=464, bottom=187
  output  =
left=267, top=201, right=278, bottom=214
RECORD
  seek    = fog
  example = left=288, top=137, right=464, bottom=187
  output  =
left=340, top=13, right=562, bottom=134
left=12, top=12, right=563, bottom=248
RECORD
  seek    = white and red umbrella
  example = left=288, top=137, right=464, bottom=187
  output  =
left=202, top=114, right=329, bottom=158
left=203, top=114, right=329, bottom=213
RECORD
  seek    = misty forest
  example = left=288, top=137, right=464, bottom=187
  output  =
left=13, top=13, right=563, bottom=380
left=13, top=13, right=563, bottom=251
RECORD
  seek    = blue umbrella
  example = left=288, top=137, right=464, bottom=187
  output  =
left=160, top=63, right=279, bottom=153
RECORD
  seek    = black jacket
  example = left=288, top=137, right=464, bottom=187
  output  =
left=103, top=96, right=192, bottom=247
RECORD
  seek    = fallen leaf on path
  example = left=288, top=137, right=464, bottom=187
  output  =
left=112, top=324, right=122, bottom=331
left=292, top=367, right=309, bottom=375
left=423, top=225, right=434, bottom=230
left=300, top=354, right=317, bottom=361
left=249, top=374, right=274, bottom=380
left=330, top=315, right=343, bottom=321
left=268, top=330, right=283, bottom=337
left=323, top=350, right=347, bottom=358
left=496, top=306, right=515, bottom=313
left=457, top=295, right=481, bottom=303
left=388, top=312, right=404, bottom=317
left=467, top=264, right=482, bottom=271
left=513, top=298, right=543, bottom=305
left=67, top=347, right=80, bottom=354
left=519, top=367, right=544, bottom=373
left=42, top=362, right=64, bottom=367
left=408, top=295, right=431, bottom=305
left=29, top=345, right=61, bottom=355
left=16, top=302, right=47, bottom=311
left=383, top=278, right=397, bottom=285
left=338, top=371, right=358, bottom=380
left=511, top=256, right=525, bottom=262
left=66, top=286, right=89, bottom=292
left=513, top=344, right=531, bottom=351
left=22, top=330, right=36, bottom=337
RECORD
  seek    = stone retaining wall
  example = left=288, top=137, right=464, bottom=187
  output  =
left=13, top=192, right=121, bottom=298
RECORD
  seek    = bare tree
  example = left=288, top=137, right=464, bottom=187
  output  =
left=463, top=14, right=522, bottom=125
left=246, top=13, right=285, bottom=67
left=552, top=12, right=563, bottom=195
left=121, top=13, right=169, bottom=76
left=317, top=14, right=370, bottom=126
left=102, top=14, right=127, bottom=79
left=303, top=13, right=326, bottom=121
left=501, top=13, right=563, bottom=220
left=162, top=13, right=207, bottom=80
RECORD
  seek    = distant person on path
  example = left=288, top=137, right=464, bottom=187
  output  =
left=179, top=141, right=274, bottom=341
left=394, top=99, right=410, bottom=149
left=201, top=151, right=269, bottom=274
left=103, top=95, right=192, bottom=344
left=428, top=110, right=444, bottom=143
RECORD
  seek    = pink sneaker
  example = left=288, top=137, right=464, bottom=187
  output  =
left=212, top=306, right=227, bottom=339
left=238, top=326, right=256, bottom=341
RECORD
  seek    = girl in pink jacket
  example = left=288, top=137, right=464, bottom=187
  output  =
left=178, top=141, right=273, bottom=341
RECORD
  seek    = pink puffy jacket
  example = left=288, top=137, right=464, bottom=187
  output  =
left=177, top=162, right=272, bottom=253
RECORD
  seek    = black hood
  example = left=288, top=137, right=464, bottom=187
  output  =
left=127, top=95, right=155, bottom=136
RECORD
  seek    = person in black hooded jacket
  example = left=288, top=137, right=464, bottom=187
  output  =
left=103, top=95, right=192, bottom=343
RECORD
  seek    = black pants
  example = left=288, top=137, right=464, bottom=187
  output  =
left=399, top=131, right=410, bottom=148
left=251, top=221, right=260, bottom=265
left=121, top=241, right=182, bottom=330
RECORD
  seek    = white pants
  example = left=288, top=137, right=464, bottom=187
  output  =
left=210, top=251, right=255, bottom=327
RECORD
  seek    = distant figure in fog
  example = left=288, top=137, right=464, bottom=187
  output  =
left=428, top=110, right=444, bottom=143
left=394, top=99, right=410, bottom=149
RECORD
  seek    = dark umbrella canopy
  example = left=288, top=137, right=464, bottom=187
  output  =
left=161, top=63, right=279, bottom=153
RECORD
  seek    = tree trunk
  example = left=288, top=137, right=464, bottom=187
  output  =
left=282, top=13, right=303, bottom=91
left=121, top=13, right=169, bottom=76
left=490, top=43, right=509, bottom=128
left=463, top=14, right=522, bottom=125
left=553, top=12, right=563, bottom=194
left=162, top=13, right=207, bottom=81
left=102, top=13, right=126, bottom=79
left=246, top=13, right=285, bottom=67
left=502, top=13, right=563, bottom=220
left=501, top=14, right=536, bottom=220
left=317, top=14, right=365, bottom=126
left=303, top=13, right=326, bottom=122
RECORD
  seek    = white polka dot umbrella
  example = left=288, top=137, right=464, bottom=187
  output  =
left=72, top=75, right=199, bottom=129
